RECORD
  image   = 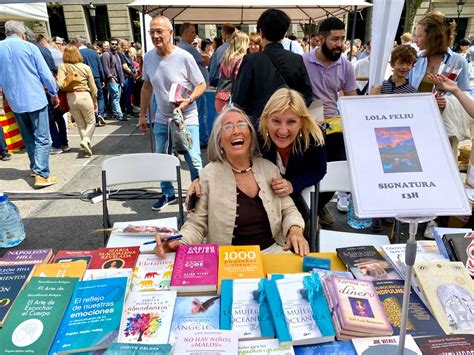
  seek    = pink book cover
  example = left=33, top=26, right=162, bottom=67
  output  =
left=170, top=244, right=218, bottom=290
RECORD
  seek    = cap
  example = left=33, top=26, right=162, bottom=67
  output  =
left=53, top=36, right=64, bottom=45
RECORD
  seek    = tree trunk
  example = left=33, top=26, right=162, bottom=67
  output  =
left=404, top=0, right=423, bottom=33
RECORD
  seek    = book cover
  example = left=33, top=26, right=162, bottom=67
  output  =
left=218, top=245, right=264, bottom=289
left=32, top=260, right=87, bottom=279
left=88, top=246, right=140, bottom=270
left=311, top=268, right=354, bottom=281
left=130, top=253, right=175, bottom=292
left=352, top=335, right=422, bottom=355
left=0, top=277, right=78, bottom=353
left=414, top=334, right=474, bottom=354
left=413, top=261, right=474, bottom=334
left=443, top=233, right=474, bottom=276
left=169, top=295, right=220, bottom=345
left=170, top=243, right=218, bottom=293
left=238, top=338, right=294, bottom=354
left=50, top=249, right=99, bottom=266
left=331, top=277, right=393, bottom=337
left=336, top=246, right=401, bottom=281
left=104, top=342, right=172, bottom=354
left=82, top=268, right=133, bottom=293
left=373, top=279, right=444, bottom=337
left=0, top=265, right=34, bottom=326
left=374, top=126, right=422, bottom=173
left=172, top=329, right=238, bottom=355
left=0, top=248, right=53, bottom=266
left=118, top=291, right=176, bottom=344
left=168, top=83, right=190, bottom=104
left=50, top=277, right=128, bottom=354
left=294, top=341, right=356, bottom=355
left=432, top=227, right=472, bottom=260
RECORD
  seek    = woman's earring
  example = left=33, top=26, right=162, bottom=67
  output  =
left=219, top=147, right=224, bottom=155
left=299, top=131, right=303, bottom=138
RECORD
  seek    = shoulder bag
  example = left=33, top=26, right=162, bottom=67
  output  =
left=170, top=108, right=193, bottom=154
left=60, top=64, right=84, bottom=92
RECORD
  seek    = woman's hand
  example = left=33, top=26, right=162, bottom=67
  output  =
left=154, top=233, right=181, bottom=258
left=186, top=178, right=202, bottom=212
left=428, top=73, right=461, bottom=94
left=283, top=226, right=309, bottom=256
left=271, top=177, right=293, bottom=197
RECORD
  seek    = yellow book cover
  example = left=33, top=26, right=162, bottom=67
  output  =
left=413, top=261, right=474, bottom=335
left=32, top=260, right=87, bottom=279
left=218, top=245, right=264, bottom=290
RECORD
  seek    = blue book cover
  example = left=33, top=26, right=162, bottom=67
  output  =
left=169, top=295, right=220, bottom=345
left=104, top=342, right=172, bottom=354
left=294, top=340, right=356, bottom=354
left=0, top=264, right=34, bottom=326
left=49, top=277, right=128, bottom=354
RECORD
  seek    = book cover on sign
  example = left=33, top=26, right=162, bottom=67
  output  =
left=218, top=245, right=264, bottom=289
left=104, top=342, right=172, bottom=354
left=131, top=253, right=175, bottom=292
left=50, top=249, right=99, bottom=266
left=414, top=334, right=474, bottom=354
left=413, top=261, right=474, bottom=334
left=88, top=246, right=140, bottom=270
left=170, top=243, right=218, bottom=293
left=336, top=246, right=401, bottom=281
left=49, top=277, right=128, bottom=354
left=373, top=280, right=444, bottom=337
left=352, top=335, right=422, bottom=355
left=0, top=248, right=53, bottom=266
left=169, top=295, right=220, bottom=345
left=172, top=329, right=239, bottom=355
left=0, top=277, right=78, bottom=354
left=32, top=260, right=87, bottom=279
left=331, top=277, right=393, bottom=337
left=0, top=265, right=34, bottom=326
left=118, top=291, right=176, bottom=344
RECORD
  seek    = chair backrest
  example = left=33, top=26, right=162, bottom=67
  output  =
left=102, top=153, right=180, bottom=187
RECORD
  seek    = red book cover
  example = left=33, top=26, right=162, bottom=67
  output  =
left=50, top=250, right=99, bottom=267
left=88, top=246, right=140, bottom=270
left=170, top=243, right=218, bottom=293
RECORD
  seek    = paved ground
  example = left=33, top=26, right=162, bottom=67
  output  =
left=1, top=116, right=410, bottom=257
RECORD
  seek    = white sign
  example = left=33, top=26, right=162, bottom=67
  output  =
left=339, top=93, right=471, bottom=218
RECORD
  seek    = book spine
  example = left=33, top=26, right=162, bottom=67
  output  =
left=433, top=229, right=450, bottom=259
left=263, top=279, right=292, bottom=344
left=442, top=237, right=458, bottom=261
left=220, top=279, right=233, bottom=330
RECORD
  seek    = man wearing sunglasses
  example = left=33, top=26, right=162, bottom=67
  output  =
left=101, top=38, right=125, bottom=121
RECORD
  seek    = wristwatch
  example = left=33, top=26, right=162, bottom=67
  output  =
left=187, top=97, right=194, bottom=104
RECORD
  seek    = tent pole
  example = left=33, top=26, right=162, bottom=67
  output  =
left=142, top=6, right=154, bottom=153
left=349, top=6, right=357, bottom=61
left=141, top=6, right=147, bottom=52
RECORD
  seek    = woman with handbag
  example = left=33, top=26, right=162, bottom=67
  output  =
left=214, top=32, right=249, bottom=113
left=57, top=44, right=98, bottom=157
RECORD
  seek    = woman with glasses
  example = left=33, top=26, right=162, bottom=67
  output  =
left=154, top=107, right=308, bottom=257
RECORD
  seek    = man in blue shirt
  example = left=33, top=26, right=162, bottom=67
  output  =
left=0, top=21, right=59, bottom=189
left=179, top=23, right=210, bottom=146
left=208, top=23, right=235, bottom=87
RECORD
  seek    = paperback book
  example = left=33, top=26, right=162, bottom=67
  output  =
left=88, top=246, right=140, bottom=270
left=32, top=260, right=87, bottom=278
left=50, top=249, right=99, bottom=266
left=432, top=227, right=472, bottom=260
left=130, top=252, right=175, bottom=292
left=172, top=329, right=239, bottom=355
left=294, top=341, right=356, bottom=355
left=169, top=295, right=220, bottom=345
left=170, top=243, right=218, bottom=294
left=50, top=277, right=128, bottom=354
left=0, top=248, right=53, bottom=266
left=443, top=232, right=474, bottom=276
left=118, top=291, right=177, bottom=344
left=104, top=342, right=172, bottom=354
left=0, top=277, right=78, bottom=353
left=0, top=265, right=34, bottom=326
left=414, top=334, right=474, bottom=354
left=336, top=246, right=401, bottom=281
left=413, top=261, right=474, bottom=334
left=352, top=335, right=422, bottom=355
left=238, top=338, right=294, bottom=355
left=168, top=83, right=190, bottom=105
left=218, top=245, right=264, bottom=290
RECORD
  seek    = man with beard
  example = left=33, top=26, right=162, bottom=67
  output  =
left=303, top=17, right=357, bottom=224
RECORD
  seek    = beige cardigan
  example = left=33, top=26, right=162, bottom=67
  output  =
left=180, top=157, right=305, bottom=247
left=57, top=63, right=98, bottom=100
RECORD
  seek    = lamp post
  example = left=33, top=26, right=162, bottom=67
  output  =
left=88, top=2, right=97, bottom=42
left=457, top=0, right=465, bottom=21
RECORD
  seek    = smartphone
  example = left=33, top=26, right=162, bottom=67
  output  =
left=186, top=192, right=198, bottom=210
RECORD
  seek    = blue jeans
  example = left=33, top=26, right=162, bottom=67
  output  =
left=95, top=78, right=105, bottom=117
left=0, top=124, right=8, bottom=154
left=14, top=105, right=52, bottom=178
left=153, top=122, right=202, bottom=197
left=196, top=95, right=208, bottom=145
left=122, top=77, right=134, bottom=114
left=48, top=98, right=68, bottom=149
left=106, top=81, right=123, bottom=119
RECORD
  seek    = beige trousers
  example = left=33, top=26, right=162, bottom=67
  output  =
left=67, top=91, right=95, bottom=144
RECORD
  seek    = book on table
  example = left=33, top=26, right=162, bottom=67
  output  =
left=218, top=245, right=264, bottom=290
left=169, top=295, right=220, bottom=345
left=49, top=277, right=128, bottom=354
left=0, top=248, right=53, bottom=266
left=32, top=260, right=88, bottom=278
left=0, top=277, right=78, bottom=353
left=432, top=227, right=472, bottom=260
left=130, top=252, right=175, bottom=292
left=351, top=335, right=422, bottom=355
left=413, top=261, right=474, bottom=334
left=442, top=232, right=474, bottom=276
left=118, top=290, right=177, bottom=344
left=104, top=342, right=172, bottom=354
left=88, top=246, right=140, bottom=270
left=414, top=334, right=474, bottom=354
left=293, top=340, right=356, bottom=355
left=0, top=264, right=34, bottom=326
left=50, top=249, right=99, bottom=266
left=170, top=243, right=218, bottom=294
left=238, top=338, right=294, bottom=355
left=172, top=329, right=239, bottom=355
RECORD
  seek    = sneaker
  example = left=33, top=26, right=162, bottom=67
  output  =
left=336, top=192, right=349, bottom=212
left=98, top=115, right=107, bottom=125
left=34, top=175, right=58, bottom=189
left=117, top=116, right=129, bottom=122
left=152, top=195, right=176, bottom=211
left=371, top=218, right=384, bottom=232
left=50, top=147, right=63, bottom=155
left=80, top=140, right=92, bottom=157
left=318, top=206, right=335, bottom=226
left=1, top=153, right=12, bottom=161
left=424, top=220, right=438, bottom=239
left=132, top=105, right=140, bottom=114
left=61, top=145, right=71, bottom=152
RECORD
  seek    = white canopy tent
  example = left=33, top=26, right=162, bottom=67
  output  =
left=127, top=0, right=372, bottom=24
left=0, top=3, right=49, bottom=22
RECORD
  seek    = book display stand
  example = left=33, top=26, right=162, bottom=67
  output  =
left=395, top=215, right=435, bottom=355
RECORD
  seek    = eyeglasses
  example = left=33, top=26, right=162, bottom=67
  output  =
left=222, top=122, right=249, bottom=132
left=148, top=29, right=170, bottom=36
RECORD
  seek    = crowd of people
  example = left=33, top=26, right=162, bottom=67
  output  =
left=0, top=8, right=472, bottom=252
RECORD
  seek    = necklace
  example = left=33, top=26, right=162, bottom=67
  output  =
left=230, top=163, right=252, bottom=174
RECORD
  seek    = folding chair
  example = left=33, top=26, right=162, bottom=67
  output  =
left=101, top=153, right=184, bottom=245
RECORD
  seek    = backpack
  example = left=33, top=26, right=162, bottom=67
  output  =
left=215, top=58, right=241, bottom=102
left=170, top=108, right=193, bottom=154
left=60, top=64, right=85, bottom=92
